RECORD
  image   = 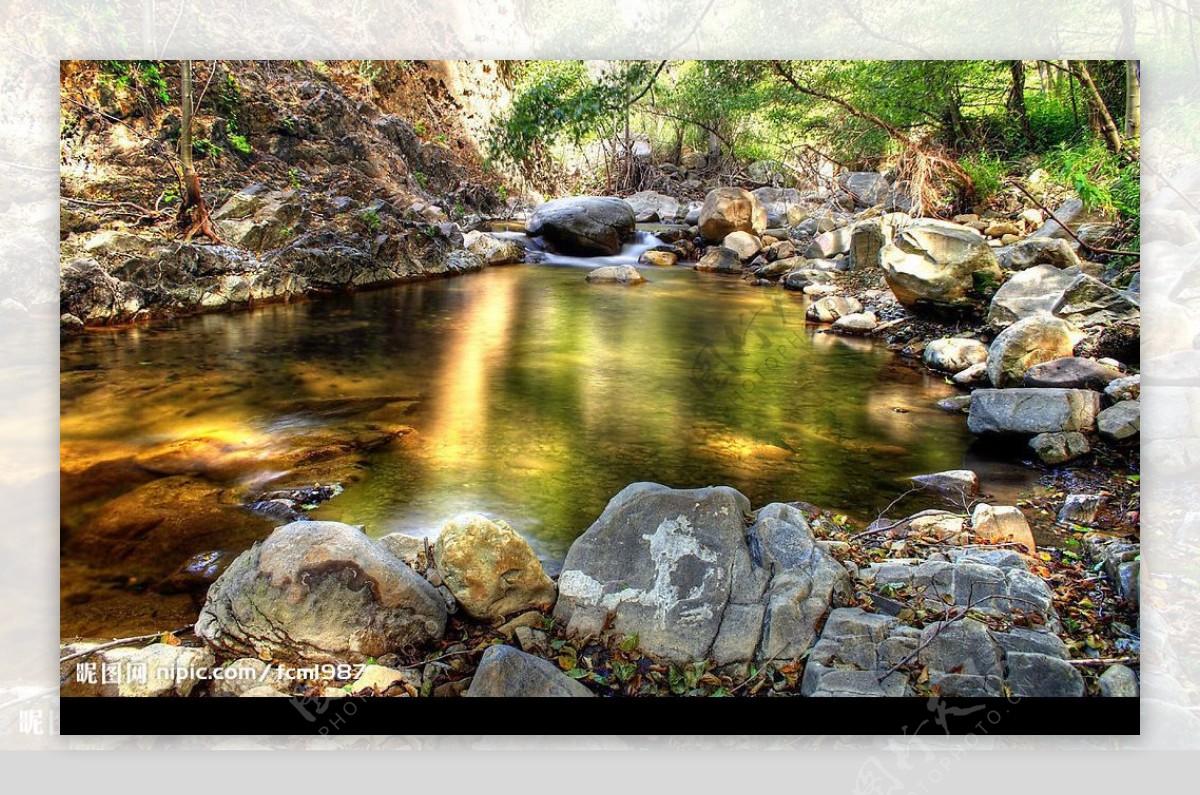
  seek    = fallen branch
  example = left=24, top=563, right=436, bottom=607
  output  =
left=1006, top=179, right=1140, bottom=258
left=59, top=627, right=191, bottom=666
left=1065, top=656, right=1138, bottom=667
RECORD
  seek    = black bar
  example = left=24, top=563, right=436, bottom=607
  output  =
left=61, top=697, right=1139, bottom=736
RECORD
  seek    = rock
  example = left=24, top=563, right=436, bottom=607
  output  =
left=801, top=609, right=910, bottom=697
left=937, top=395, right=973, bottom=413
left=624, top=190, right=682, bottom=223
left=526, top=196, right=636, bottom=256
left=832, top=312, right=877, bottom=334
left=697, top=187, right=767, bottom=242
left=513, top=626, right=549, bottom=655
left=1022, top=357, right=1121, bottom=390
left=883, top=181, right=913, bottom=213
left=1099, top=664, right=1139, bottom=697
left=212, top=185, right=304, bottom=252
left=971, top=504, right=1036, bottom=553
left=836, top=172, right=888, bottom=208
left=987, top=315, right=1083, bottom=388
left=209, top=658, right=277, bottom=697
left=638, top=250, right=677, bottom=267
left=1029, top=432, right=1091, bottom=465
left=376, top=533, right=427, bottom=567
left=463, top=231, right=524, bottom=265
left=763, top=239, right=797, bottom=261
left=782, top=266, right=835, bottom=291
left=986, top=264, right=1079, bottom=330
left=722, top=231, right=763, bottom=260
left=806, top=226, right=854, bottom=259
left=848, top=220, right=885, bottom=270
left=60, top=258, right=145, bottom=326
left=923, top=338, right=989, bottom=373
left=1051, top=272, right=1140, bottom=330
left=968, top=388, right=1101, bottom=435
left=911, top=470, right=979, bottom=500
left=880, top=223, right=1002, bottom=311
left=984, top=221, right=1021, bottom=238
left=241, top=685, right=289, bottom=697
left=432, top=513, right=556, bottom=621
left=1005, top=652, right=1084, bottom=697
left=1105, top=375, right=1140, bottom=402
left=805, top=296, right=862, bottom=323
left=585, top=265, right=646, bottom=285
left=64, top=644, right=216, bottom=698
left=466, top=645, right=593, bottom=697
left=348, top=664, right=420, bottom=695
left=1019, top=208, right=1044, bottom=227
left=1097, top=400, right=1140, bottom=441
left=953, top=362, right=990, bottom=386
left=997, top=238, right=1081, bottom=271
left=1059, top=494, right=1103, bottom=526
left=1028, top=197, right=1106, bottom=242
left=694, top=247, right=744, bottom=274
left=991, top=627, right=1068, bottom=659
left=919, top=619, right=1004, bottom=682
left=195, top=521, right=448, bottom=663
left=751, top=187, right=808, bottom=227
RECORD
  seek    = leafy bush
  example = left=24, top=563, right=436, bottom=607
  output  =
left=1041, top=139, right=1139, bottom=218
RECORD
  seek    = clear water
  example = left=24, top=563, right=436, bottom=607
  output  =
left=61, top=261, right=1027, bottom=575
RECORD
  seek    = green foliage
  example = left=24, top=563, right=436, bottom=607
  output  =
left=1041, top=139, right=1139, bottom=219
left=960, top=152, right=1008, bottom=203
left=361, top=209, right=381, bottom=232
left=139, top=62, right=170, bottom=105
left=413, top=121, right=427, bottom=136
left=192, top=137, right=220, bottom=159
left=415, top=171, right=428, bottom=189
left=159, top=184, right=180, bottom=205
left=98, top=60, right=170, bottom=106
left=227, top=132, right=252, bottom=156
left=288, top=167, right=302, bottom=189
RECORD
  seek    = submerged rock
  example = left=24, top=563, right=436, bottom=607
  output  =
left=911, top=469, right=979, bottom=500
left=585, top=264, right=646, bottom=285
left=196, top=521, right=448, bottom=663
left=433, top=513, right=556, bottom=622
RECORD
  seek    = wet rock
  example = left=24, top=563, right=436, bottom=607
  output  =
left=526, top=196, right=636, bottom=256
left=463, top=231, right=524, bottom=265
left=695, top=247, right=744, bottom=274
left=585, top=264, right=646, bottom=285
left=722, top=231, right=762, bottom=260
left=911, top=469, right=979, bottom=500
left=1105, top=375, right=1140, bottom=402
left=968, top=388, right=1101, bottom=435
left=970, top=504, right=1036, bottom=554
left=997, top=238, right=1081, bottom=271
left=1097, top=400, right=1140, bottom=441
left=1022, top=357, right=1121, bottom=390
left=987, top=264, right=1078, bottom=330
left=1005, top=651, right=1084, bottom=697
left=466, top=645, right=593, bottom=697
left=639, top=250, right=677, bottom=267
left=937, top=395, right=973, bottom=413
left=1028, top=431, right=1091, bottom=465
left=806, top=295, right=862, bottom=323
left=1099, top=664, right=1139, bottom=697
left=987, top=315, right=1083, bottom=388
left=1059, top=494, right=1103, bottom=526
left=157, top=550, right=232, bottom=596
left=697, top=187, right=767, bottom=242
left=880, top=223, right=1002, bottom=311
left=923, top=338, right=989, bottom=373
left=624, top=190, right=682, bottom=223
left=953, top=362, right=990, bottom=386
left=196, top=521, right=448, bottom=663
left=432, top=513, right=556, bottom=622
left=832, top=311, right=877, bottom=334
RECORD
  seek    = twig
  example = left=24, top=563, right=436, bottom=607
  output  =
left=59, top=627, right=191, bottom=665
left=1066, top=656, right=1138, bottom=667
left=1006, top=178, right=1140, bottom=257
left=395, top=648, right=484, bottom=671
left=850, top=487, right=924, bottom=540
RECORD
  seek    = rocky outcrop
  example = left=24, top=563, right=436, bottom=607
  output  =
left=526, top=196, right=636, bottom=256
left=554, top=484, right=850, bottom=666
left=697, top=187, right=767, bottom=242
left=196, top=521, right=448, bottom=664
left=433, top=513, right=556, bottom=621
left=880, top=223, right=1002, bottom=311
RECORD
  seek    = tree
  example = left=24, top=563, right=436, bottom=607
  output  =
left=1124, top=60, right=1140, bottom=139
left=1071, top=60, right=1123, bottom=154
left=177, top=60, right=222, bottom=243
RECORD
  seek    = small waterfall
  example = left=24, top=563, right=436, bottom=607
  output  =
left=489, top=229, right=667, bottom=269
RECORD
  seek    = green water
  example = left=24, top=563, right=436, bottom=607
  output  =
left=61, top=263, right=1011, bottom=568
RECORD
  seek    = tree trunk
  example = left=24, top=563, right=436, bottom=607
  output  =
left=177, top=60, right=222, bottom=244
left=1124, top=59, right=1141, bottom=138
left=1008, top=60, right=1033, bottom=144
left=1072, top=60, right=1123, bottom=153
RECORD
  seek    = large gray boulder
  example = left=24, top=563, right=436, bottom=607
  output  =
left=881, top=223, right=1002, bottom=311
left=466, top=645, right=594, bottom=697
left=805, top=226, right=853, bottom=259
left=987, top=264, right=1079, bottom=330
left=751, top=187, right=808, bottom=227
left=697, top=187, right=768, bottom=242
left=196, top=522, right=448, bottom=663
left=836, top=172, right=889, bottom=207
left=1051, top=272, right=1141, bottom=330
left=968, top=388, right=1101, bottom=435
left=987, top=314, right=1083, bottom=388
left=554, top=484, right=848, bottom=665
left=624, top=190, right=682, bottom=223
left=526, top=196, right=636, bottom=256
